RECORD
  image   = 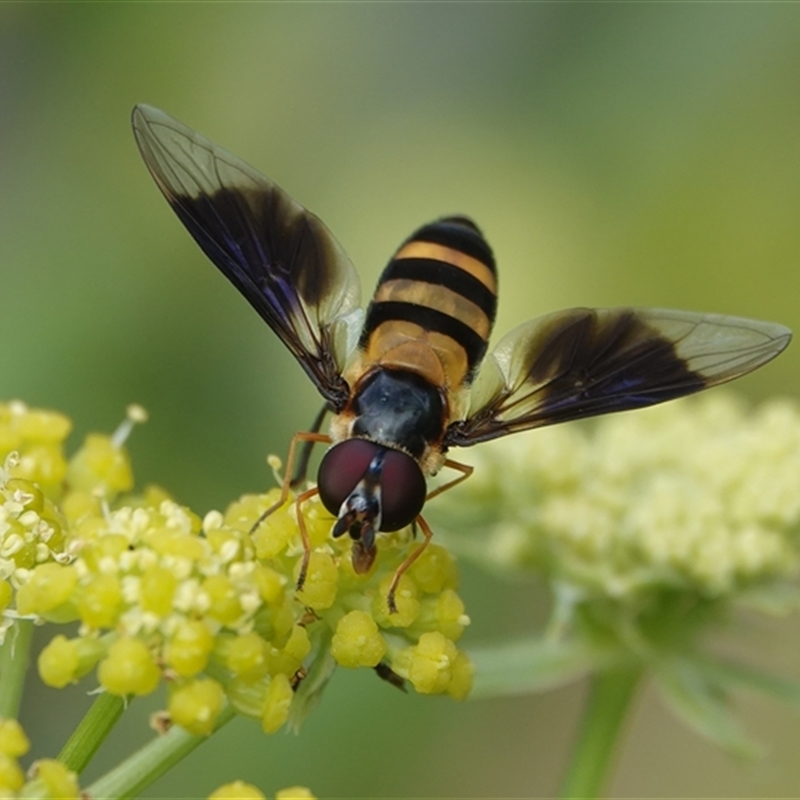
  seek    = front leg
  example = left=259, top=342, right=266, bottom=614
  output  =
left=249, top=430, right=331, bottom=536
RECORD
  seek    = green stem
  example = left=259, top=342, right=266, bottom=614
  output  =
left=58, top=692, right=126, bottom=774
left=0, top=618, right=35, bottom=719
left=559, top=663, right=643, bottom=800
left=84, top=705, right=236, bottom=800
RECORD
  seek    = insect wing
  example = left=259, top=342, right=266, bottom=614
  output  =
left=132, top=104, right=362, bottom=410
left=445, top=307, right=791, bottom=446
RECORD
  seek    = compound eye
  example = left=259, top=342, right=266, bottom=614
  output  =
left=317, top=440, right=380, bottom=516
left=379, top=449, right=426, bottom=532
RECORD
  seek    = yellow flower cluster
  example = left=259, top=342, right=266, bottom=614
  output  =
left=1, top=400, right=472, bottom=743
left=209, top=781, right=316, bottom=800
left=0, top=718, right=79, bottom=799
left=436, top=394, right=800, bottom=602
left=0, top=717, right=313, bottom=800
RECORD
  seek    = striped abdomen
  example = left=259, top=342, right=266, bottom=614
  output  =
left=358, top=217, right=498, bottom=393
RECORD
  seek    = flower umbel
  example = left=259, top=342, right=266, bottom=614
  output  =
left=436, top=393, right=800, bottom=758
left=0, top=399, right=472, bottom=761
left=439, top=394, right=800, bottom=604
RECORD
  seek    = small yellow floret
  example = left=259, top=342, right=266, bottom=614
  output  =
left=295, top=552, right=337, bottom=610
left=404, top=631, right=460, bottom=695
left=203, top=574, right=243, bottom=625
left=302, top=496, right=335, bottom=548
left=410, top=544, right=458, bottom=593
left=81, top=533, right=129, bottom=570
left=222, top=631, right=269, bottom=679
left=168, top=678, right=225, bottom=736
left=61, top=490, right=102, bottom=524
left=10, top=443, right=68, bottom=494
left=165, top=619, right=215, bottom=678
left=0, top=581, right=11, bottom=613
left=5, top=478, right=45, bottom=513
left=446, top=650, right=474, bottom=701
left=282, top=624, right=311, bottom=662
left=38, top=635, right=79, bottom=688
left=252, top=564, right=286, bottom=605
left=78, top=574, right=123, bottom=628
left=98, top=637, right=160, bottom=696
left=146, top=528, right=205, bottom=560
left=0, top=752, right=25, bottom=792
left=209, top=780, right=266, bottom=800
left=331, top=610, right=385, bottom=668
left=268, top=624, right=311, bottom=676
left=30, top=759, right=80, bottom=800
left=66, top=433, right=133, bottom=496
left=140, top=566, right=178, bottom=617
left=16, top=563, right=77, bottom=616
left=0, top=719, right=29, bottom=758
left=261, top=673, right=293, bottom=734
left=246, top=495, right=295, bottom=559
left=276, top=788, right=317, bottom=800
left=15, top=409, right=71, bottom=443
left=268, top=596, right=297, bottom=642
left=372, top=573, right=419, bottom=627
left=37, top=635, right=105, bottom=688
left=413, top=589, right=469, bottom=642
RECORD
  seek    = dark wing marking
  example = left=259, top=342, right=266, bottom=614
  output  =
left=132, top=104, right=362, bottom=410
left=445, top=307, right=791, bottom=447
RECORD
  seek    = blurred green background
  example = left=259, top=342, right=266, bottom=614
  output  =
left=3, top=3, right=800, bottom=798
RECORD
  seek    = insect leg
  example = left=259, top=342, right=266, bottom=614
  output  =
left=249, top=430, right=331, bottom=536
left=290, top=403, right=331, bottom=490
left=424, top=458, right=474, bottom=501
left=293, top=485, right=321, bottom=593
left=386, top=514, right=434, bottom=614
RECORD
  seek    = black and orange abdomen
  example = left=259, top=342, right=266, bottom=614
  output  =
left=358, top=217, right=498, bottom=393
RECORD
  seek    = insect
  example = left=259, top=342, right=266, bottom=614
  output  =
left=132, top=104, right=791, bottom=612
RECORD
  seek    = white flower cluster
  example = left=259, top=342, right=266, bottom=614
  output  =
left=436, top=394, right=800, bottom=600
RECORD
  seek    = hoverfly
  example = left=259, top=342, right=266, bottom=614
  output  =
left=132, top=105, right=791, bottom=612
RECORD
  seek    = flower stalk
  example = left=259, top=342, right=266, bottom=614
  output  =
left=558, top=663, right=643, bottom=799
left=57, top=692, right=126, bottom=774
left=0, top=619, right=33, bottom=720
left=84, top=706, right=236, bottom=800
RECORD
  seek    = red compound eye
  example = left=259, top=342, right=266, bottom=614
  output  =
left=318, top=440, right=426, bottom=531
left=318, top=439, right=378, bottom=514
left=379, top=448, right=426, bottom=530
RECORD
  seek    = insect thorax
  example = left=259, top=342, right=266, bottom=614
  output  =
left=333, top=368, right=446, bottom=461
